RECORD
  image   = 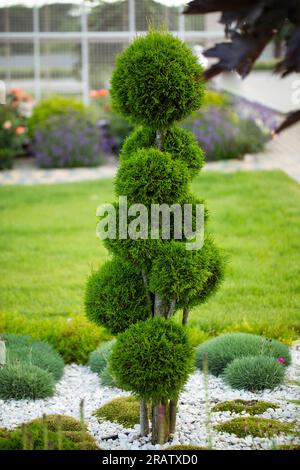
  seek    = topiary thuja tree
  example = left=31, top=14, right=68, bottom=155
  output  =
left=85, top=30, right=225, bottom=444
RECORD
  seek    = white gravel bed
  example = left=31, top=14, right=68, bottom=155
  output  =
left=0, top=345, right=299, bottom=450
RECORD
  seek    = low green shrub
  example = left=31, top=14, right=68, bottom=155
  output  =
left=166, top=444, right=209, bottom=450
left=0, top=415, right=99, bottom=450
left=28, top=96, right=88, bottom=137
left=110, top=317, right=194, bottom=401
left=216, top=417, right=294, bottom=438
left=195, top=333, right=291, bottom=376
left=0, top=311, right=111, bottom=364
left=212, top=400, right=278, bottom=415
left=2, top=333, right=64, bottom=381
left=223, top=356, right=285, bottom=391
left=94, top=396, right=139, bottom=428
left=0, top=363, right=54, bottom=400
left=186, top=327, right=212, bottom=348
left=88, top=340, right=116, bottom=375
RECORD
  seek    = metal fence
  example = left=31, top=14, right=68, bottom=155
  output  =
left=0, top=0, right=223, bottom=104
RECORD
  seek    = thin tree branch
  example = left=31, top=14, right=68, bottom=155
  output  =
left=167, top=296, right=176, bottom=319
left=182, top=306, right=190, bottom=326
left=142, top=269, right=153, bottom=314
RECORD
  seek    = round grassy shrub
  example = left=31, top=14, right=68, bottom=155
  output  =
left=28, top=96, right=88, bottom=137
left=0, top=363, right=55, bottom=400
left=110, top=30, right=204, bottom=129
left=115, top=147, right=189, bottom=205
left=33, top=112, right=102, bottom=168
left=195, top=333, right=291, bottom=376
left=110, top=317, right=194, bottom=401
left=216, top=417, right=294, bottom=438
left=223, top=356, right=285, bottom=391
left=120, top=125, right=204, bottom=178
left=2, top=333, right=64, bottom=381
left=88, top=340, right=116, bottom=376
left=94, top=396, right=140, bottom=428
left=85, top=257, right=151, bottom=335
left=212, top=399, right=278, bottom=415
left=100, top=366, right=117, bottom=388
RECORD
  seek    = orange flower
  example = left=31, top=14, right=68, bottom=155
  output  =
left=98, top=88, right=109, bottom=97
left=90, top=89, right=99, bottom=98
left=15, top=126, right=26, bottom=135
left=90, top=88, right=109, bottom=98
left=3, top=121, right=12, bottom=130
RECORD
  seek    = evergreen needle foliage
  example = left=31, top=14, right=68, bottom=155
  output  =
left=111, top=30, right=205, bottom=129
left=109, top=317, right=194, bottom=401
left=85, top=29, right=225, bottom=443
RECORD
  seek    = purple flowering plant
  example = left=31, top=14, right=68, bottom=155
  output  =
left=33, top=112, right=103, bottom=168
left=182, top=105, right=268, bottom=161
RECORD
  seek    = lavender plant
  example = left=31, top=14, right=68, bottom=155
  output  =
left=33, top=112, right=103, bottom=168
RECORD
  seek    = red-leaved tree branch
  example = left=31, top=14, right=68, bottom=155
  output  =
left=184, top=0, right=300, bottom=133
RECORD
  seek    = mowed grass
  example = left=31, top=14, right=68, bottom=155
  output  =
left=0, top=171, right=299, bottom=341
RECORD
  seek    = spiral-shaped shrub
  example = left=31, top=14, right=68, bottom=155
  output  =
left=85, top=30, right=225, bottom=444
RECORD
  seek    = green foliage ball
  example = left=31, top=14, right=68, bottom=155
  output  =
left=85, top=257, right=151, bottom=334
left=115, top=147, right=189, bottom=205
left=120, top=125, right=204, bottom=178
left=110, top=317, right=194, bottom=401
left=0, top=363, right=55, bottom=400
left=2, top=333, right=64, bottom=381
left=195, top=333, right=291, bottom=376
left=110, top=30, right=204, bottom=129
left=223, top=355, right=285, bottom=391
left=28, top=96, right=88, bottom=137
left=94, top=396, right=140, bottom=428
left=88, top=340, right=116, bottom=376
left=149, top=237, right=225, bottom=308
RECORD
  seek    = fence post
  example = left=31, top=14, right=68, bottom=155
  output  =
left=128, top=0, right=136, bottom=38
left=179, top=5, right=185, bottom=39
left=33, top=2, right=41, bottom=101
left=81, top=0, right=89, bottom=105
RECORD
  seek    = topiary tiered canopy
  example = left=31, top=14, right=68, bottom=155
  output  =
left=85, top=30, right=225, bottom=444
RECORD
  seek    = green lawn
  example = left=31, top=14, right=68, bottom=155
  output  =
left=0, top=171, right=300, bottom=343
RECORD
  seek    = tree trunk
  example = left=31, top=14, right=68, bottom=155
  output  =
left=169, top=399, right=177, bottom=434
left=182, top=306, right=189, bottom=326
left=152, top=400, right=170, bottom=444
left=140, top=399, right=149, bottom=436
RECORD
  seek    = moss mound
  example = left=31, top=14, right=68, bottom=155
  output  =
left=166, top=444, right=209, bottom=450
left=212, top=400, right=278, bottom=415
left=94, top=396, right=139, bottom=429
left=275, top=444, right=300, bottom=450
left=0, top=415, right=99, bottom=450
left=216, top=417, right=294, bottom=438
